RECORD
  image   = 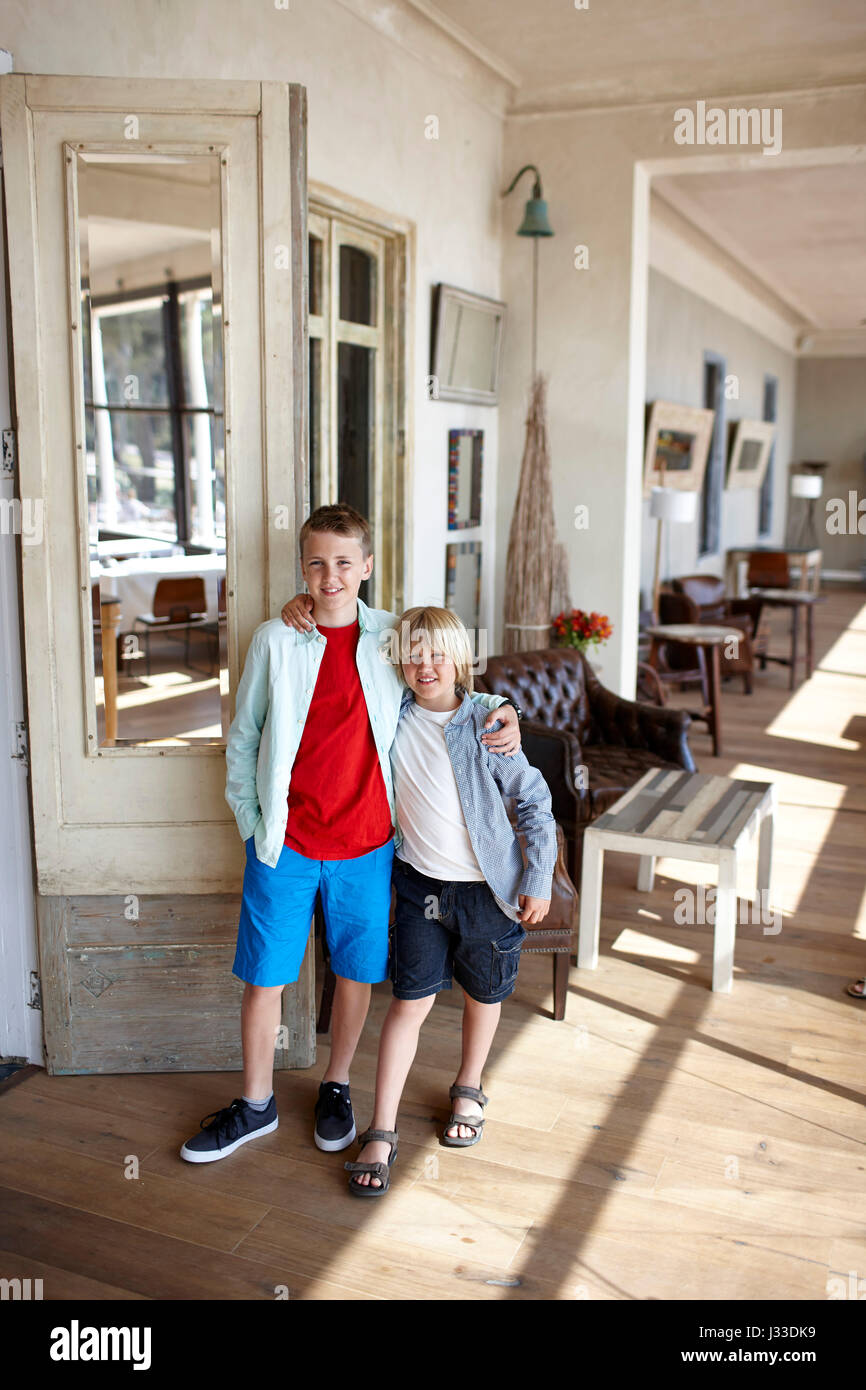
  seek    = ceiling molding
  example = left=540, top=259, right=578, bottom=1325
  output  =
left=796, top=329, right=866, bottom=357
left=402, top=0, right=522, bottom=88
left=506, top=78, right=866, bottom=121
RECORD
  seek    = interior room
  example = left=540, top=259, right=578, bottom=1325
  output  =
left=0, top=0, right=863, bottom=1323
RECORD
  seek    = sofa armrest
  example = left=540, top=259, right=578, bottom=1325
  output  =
left=586, top=683, right=696, bottom=771
left=519, top=719, right=589, bottom=828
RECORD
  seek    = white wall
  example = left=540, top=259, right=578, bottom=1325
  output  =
left=500, top=88, right=866, bottom=692
left=793, top=357, right=866, bottom=576
left=642, top=266, right=797, bottom=602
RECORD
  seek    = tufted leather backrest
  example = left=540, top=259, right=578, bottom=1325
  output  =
left=673, top=574, right=727, bottom=621
left=475, top=648, right=595, bottom=742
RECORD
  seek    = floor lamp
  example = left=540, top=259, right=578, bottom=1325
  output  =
left=650, top=486, right=697, bottom=616
left=790, top=472, right=823, bottom=548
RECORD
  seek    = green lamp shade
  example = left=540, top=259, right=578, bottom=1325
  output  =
left=517, top=197, right=554, bottom=237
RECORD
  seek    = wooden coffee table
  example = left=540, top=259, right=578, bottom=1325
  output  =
left=577, top=768, right=777, bottom=993
left=645, top=623, right=744, bottom=757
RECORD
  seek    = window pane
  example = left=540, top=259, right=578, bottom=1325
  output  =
left=97, top=304, right=169, bottom=406
left=309, top=235, right=323, bottom=317
left=85, top=406, right=177, bottom=539
left=179, top=289, right=224, bottom=413
left=186, top=410, right=226, bottom=546
left=338, top=341, right=372, bottom=522
left=309, top=337, right=322, bottom=510
left=339, top=244, right=376, bottom=326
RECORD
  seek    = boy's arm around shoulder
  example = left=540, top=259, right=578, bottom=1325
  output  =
left=225, top=625, right=270, bottom=840
left=484, top=742, right=558, bottom=901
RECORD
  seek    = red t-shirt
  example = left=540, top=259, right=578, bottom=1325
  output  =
left=284, top=620, right=393, bottom=859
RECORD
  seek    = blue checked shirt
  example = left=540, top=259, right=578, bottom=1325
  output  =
left=395, top=688, right=557, bottom=921
left=225, top=598, right=509, bottom=868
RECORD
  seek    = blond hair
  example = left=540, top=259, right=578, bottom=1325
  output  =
left=398, top=605, right=475, bottom=693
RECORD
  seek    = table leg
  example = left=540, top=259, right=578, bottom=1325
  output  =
left=712, top=849, right=738, bottom=993
left=757, top=809, right=774, bottom=929
left=637, top=855, right=656, bottom=891
left=789, top=604, right=799, bottom=691
left=706, top=642, right=723, bottom=757
left=806, top=603, right=815, bottom=679
left=577, top=838, right=604, bottom=971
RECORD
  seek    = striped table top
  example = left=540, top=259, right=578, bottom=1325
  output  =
left=592, top=768, right=773, bottom=848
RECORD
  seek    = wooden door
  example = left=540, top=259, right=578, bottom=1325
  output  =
left=0, top=75, right=313, bottom=1072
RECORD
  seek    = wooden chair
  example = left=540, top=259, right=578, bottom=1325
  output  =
left=670, top=575, right=766, bottom=693
left=134, top=576, right=208, bottom=677
left=747, top=551, right=791, bottom=589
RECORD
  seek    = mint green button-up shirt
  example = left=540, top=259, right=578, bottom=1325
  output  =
left=225, top=598, right=506, bottom=868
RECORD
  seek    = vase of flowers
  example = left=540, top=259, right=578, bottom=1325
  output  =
left=551, top=609, right=612, bottom=664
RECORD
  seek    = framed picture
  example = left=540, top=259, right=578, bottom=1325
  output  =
left=643, top=401, right=716, bottom=497
left=445, top=540, right=482, bottom=628
left=448, top=429, right=483, bottom=529
left=726, top=419, right=776, bottom=489
left=430, top=285, right=506, bottom=405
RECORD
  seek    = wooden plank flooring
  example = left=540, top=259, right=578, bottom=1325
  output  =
left=1, top=587, right=864, bottom=1300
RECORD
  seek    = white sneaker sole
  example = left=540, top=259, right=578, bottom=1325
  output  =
left=179, top=1116, right=279, bottom=1163
left=314, top=1120, right=356, bottom=1152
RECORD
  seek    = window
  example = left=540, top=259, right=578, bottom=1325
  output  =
left=85, top=282, right=225, bottom=553
left=759, top=374, right=778, bottom=537
left=699, top=352, right=726, bottom=558
left=307, top=202, right=407, bottom=611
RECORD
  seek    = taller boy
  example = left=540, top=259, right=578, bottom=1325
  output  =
left=180, top=504, right=519, bottom=1162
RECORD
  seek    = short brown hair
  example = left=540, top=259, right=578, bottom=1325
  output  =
left=299, top=503, right=372, bottom=558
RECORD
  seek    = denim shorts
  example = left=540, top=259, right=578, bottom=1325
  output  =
left=390, top=856, right=526, bottom=1004
left=233, top=836, right=394, bottom=987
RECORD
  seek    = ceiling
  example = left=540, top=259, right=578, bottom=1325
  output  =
left=412, top=0, right=866, bottom=338
left=415, top=0, right=866, bottom=113
left=654, top=163, right=866, bottom=332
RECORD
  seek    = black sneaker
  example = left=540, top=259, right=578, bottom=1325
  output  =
left=180, top=1096, right=278, bottom=1163
left=314, top=1081, right=356, bottom=1152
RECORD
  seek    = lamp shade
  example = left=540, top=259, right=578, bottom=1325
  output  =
left=517, top=197, right=554, bottom=237
left=649, top=486, right=697, bottom=523
left=790, top=473, right=822, bottom=499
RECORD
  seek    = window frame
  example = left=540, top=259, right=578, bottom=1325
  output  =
left=307, top=187, right=412, bottom=614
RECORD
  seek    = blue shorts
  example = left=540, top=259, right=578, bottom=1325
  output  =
left=390, top=856, right=526, bottom=1004
left=233, top=837, right=394, bottom=987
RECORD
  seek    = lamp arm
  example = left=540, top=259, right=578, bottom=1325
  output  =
left=503, top=164, right=543, bottom=199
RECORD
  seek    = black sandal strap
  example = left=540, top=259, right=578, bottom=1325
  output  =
left=356, top=1127, right=398, bottom=1148
left=449, top=1085, right=488, bottom=1107
left=345, top=1159, right=389, bottom=1178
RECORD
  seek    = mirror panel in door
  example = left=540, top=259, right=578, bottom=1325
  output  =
left=76, top=151, right=228, bottom=746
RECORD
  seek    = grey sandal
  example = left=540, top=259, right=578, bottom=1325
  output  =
left=345, top=1127, right=398, bottom=1197
left=441, top=1084, right=488, bottom=1148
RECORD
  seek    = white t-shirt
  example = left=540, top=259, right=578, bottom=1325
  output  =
left=392, top=702, right=486, bottom=881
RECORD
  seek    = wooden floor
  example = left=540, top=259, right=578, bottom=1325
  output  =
left=1, top=588, right=864, bottom=1300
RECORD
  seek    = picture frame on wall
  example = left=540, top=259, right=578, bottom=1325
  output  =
left=448, top=429, right=483, bottom=529
left=445, top=540, right=482, bottom=629
left=726, top=419, right=776, bottom=489
left=430, top=285, right=506, bottom=405
left=643, top=400, right=716, bottom=497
